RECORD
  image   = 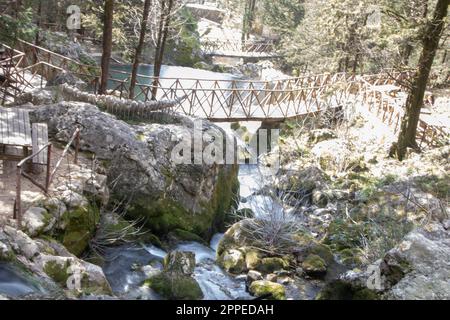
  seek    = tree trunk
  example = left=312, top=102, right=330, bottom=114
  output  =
left=13, top=0, right=22, bottom=18
left=151, top=0, right=174, bottom=100
left=242, top=0, right=257, bottom=42
left=129, top=0, right=152, bottom=99
left=394, top=0, right=449, bottom=160
left=99, top=0, right=114, bottom=95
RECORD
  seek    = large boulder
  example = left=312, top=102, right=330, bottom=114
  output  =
left=380, top=222, right=450, bottom=299
left=38, top=254, right=113, bottom=297
left=332, top=222, right=450, bottom=300
left=30, top=102, right=239, bottom=240
left=0, top=225, right=113, bottom=298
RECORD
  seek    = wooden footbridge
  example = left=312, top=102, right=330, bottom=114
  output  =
left=200, top=38, right=279, bottom=59
left=0, top=39, right=448, bottom=146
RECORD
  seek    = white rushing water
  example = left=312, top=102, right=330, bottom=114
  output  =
left=101, top=163, right=266, bottom=300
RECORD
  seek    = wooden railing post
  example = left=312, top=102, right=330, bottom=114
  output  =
left=15, top=165, right=22, bottom=228
left=45, top=144, right=52, bottom=193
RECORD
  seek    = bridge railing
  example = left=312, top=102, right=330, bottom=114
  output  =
left=14, top=39, right=99, bottom=84
left=200, top=38, right=277, bottom=55
left=106, top=72, right=358, bottom=121
left=361, top=77, right=448, bottom=147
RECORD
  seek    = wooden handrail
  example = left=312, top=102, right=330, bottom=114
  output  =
left=14, top=128, right=80, bottom=228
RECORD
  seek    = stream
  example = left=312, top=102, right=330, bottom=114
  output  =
left=102, top=161, right=265, bottom=300
left=0, top=65, right=277, bottom=300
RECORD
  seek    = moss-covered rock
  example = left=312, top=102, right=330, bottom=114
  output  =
left=302, top=254, right=327, bottom=277
left=324, top=219, right=367, bottom=251
left=257, top=257, right=289, bottom=274
left=59, top=204, right=100, bottom=257
left=41, top=255, right=113, bottom=296
left=245, top=249, right=262, bottom=270
left=308, top=243, right=334, bottom=266
left=0, top=242, right=15, bottom=262
left=308, top=129, right=337, bottom=144
left=316, top=280, right=379, bottom=300
left=145, top=273, right=203, bottom=300
left=127, top=164, right=239, bottom=241
left=249, top=280, right=286, bottom=300
left=164, top=251, right=196, bottom=276
left=218, top=249, right=246, bottom=274
left=43, top=260, right=71, bottom=286
left=338, top=248, right=365, bottom=267
left=216, top=219, right=255, bottom=258
left=169, top=229, right=207, bottom=245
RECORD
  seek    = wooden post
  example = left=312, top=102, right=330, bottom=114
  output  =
left=45, top=144, right=52, bottom=192
left=74, top=129, right=80, bottom=165
left=15, top=166, right=22, bottom=228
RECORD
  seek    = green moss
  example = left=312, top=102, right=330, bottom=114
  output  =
left=309, top=243, right=334, bottom=265
left=43, top=260, right=70, bottom=286
left=59, top=205, right=100, bottom=257
left=257, top=257, right=289, bottom=274
left=170, top=229, right=207, bottom=245
left=324, top=219, right=367, bottom=251
left=0, top=247, right=15, bottom=262
left=414, top=174, right=449, bottom=199
left=339, top=248, right=365, bottom=267
left=249, top=280, right=286, bottom=300
left=80, top=273, right=113, bottom=296
left=145, top=273, right=203, bottom=300
left=127, top=164, right=239, bottom=240
left=316, top=280, right=379, bottom=300
left=218, top=249, right=246, bottom=274
left=230, top=122, right=241, bottom=131
left=302, top=254, right=327, bottom=277
left=245, top=249, right=262, bottom=270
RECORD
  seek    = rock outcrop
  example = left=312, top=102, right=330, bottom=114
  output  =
left=0, top=225, right=112, bottom=299
left=381, top=222, right=450, bottom=300
left=30, top=102, right=239, bottom=240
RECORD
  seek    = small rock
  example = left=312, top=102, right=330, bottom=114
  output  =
left=60, top=190, right=88, bottom=209
left=247, top=270, right=263, bottom=284
left=443, top=220, right=450, bottom=230
left=245, top=249, right=262, bottom=270
left=164, top=251, right=196, bottom=276
left=266, top=273, right=278, bottom=282
left=23, top=207, right=54, bottom=237
left=257, top=257, right=289, bottom=274
left=219, top=249, right=246, bottom=274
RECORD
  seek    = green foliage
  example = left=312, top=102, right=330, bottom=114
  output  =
left=0, top=8, right=36, bottom=44
left=81, top=1, right=140, bottom=60
left=261, top=0, right=305, bottom=35
left=280, top=0, right=447, bottom=74
left=166, top=7, right=202, bottom=67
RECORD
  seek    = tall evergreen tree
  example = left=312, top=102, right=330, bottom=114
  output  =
left=129, top=0, right=152, bottom=99
left=99, top=0, right=114, bottom=95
